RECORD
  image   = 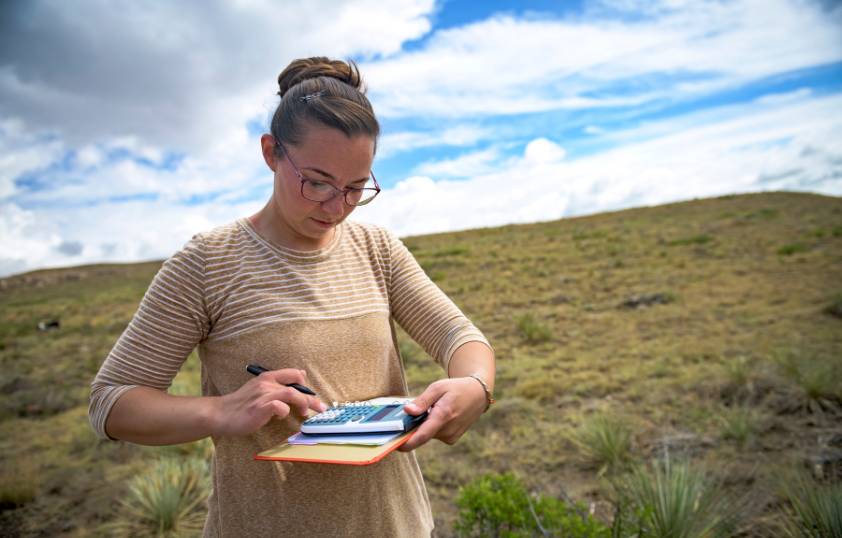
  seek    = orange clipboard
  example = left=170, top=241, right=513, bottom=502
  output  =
left=254, top=430, right=416, bottom=465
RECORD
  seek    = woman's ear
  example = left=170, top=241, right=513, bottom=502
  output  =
left=260, top=134, right=278, bottom=171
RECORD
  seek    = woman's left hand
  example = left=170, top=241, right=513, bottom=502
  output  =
left=398, top=376, right=487, bottom=451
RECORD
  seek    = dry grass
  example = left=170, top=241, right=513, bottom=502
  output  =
left=2, top=192, right=841, bottom=535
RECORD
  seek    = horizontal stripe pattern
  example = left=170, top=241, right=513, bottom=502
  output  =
left=89, top=219, right=489, bottom=439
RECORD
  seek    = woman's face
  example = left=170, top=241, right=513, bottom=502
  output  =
left=261, top=123, right=375, bottom=250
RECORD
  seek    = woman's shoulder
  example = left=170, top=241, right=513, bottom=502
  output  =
left=343, top=220, right=397, bottom=241
left=165, top=219, right=257, bottom=269
left=342, top=220, right=400, bottom=253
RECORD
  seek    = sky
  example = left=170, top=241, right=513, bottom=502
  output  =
left=1, top=0, right=841, bottom=277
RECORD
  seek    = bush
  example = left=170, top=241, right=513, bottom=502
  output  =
left=716, top=405, right=765, bottom=449
left=569, top=414, right=633, bottom=476
left=779, top=472, right=842, bottom=537
left=612, top=459, right=740, bottom=538
left=778, top=243, right=808, bottom=256
left=515, top=314, right=552, bottom=344
left=103, top=456, right=210, bottom=537
left=455, top=473, right=610, bottom=537
left=775, top=351, right=842, bottom=412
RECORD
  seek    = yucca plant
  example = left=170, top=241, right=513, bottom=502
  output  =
left=612, top=458, right=740, bottom=538
left=104, top=456, right=210, bottom=537
left=780, top=472, right=842, bottom=537
left=569, top=413, right=633, bottom=476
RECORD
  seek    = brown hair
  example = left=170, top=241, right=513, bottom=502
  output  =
left=271, top=57, right=380, bottom=154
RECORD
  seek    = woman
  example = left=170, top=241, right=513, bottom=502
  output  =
left=89, top=57, right=495, bottom=537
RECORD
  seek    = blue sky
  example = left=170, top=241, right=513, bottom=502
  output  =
left=1, top=0, right=841, bottom=277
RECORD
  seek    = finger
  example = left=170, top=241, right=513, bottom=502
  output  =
left=259, top=386, right=311, bottom=417
left=260, top=368, right=308, bottom=387
left=307, top=394, right=328, bottom=413
left=263, top=400, right=291, bottom=420
left=404, top=382, right=446, bottom=416
left=399, top=407, right=447, bottom=451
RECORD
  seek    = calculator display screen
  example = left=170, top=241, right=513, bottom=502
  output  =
left=366, top=404, right=400, bottom=422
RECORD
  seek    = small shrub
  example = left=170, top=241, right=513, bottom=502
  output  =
left=723, top=355, right=752, bottom=389
left=779, top=472, right=842, bottom=537
left=778, top=243, right=808, bottom=256
left=515, top=314, right=552, bottom=344
left=825, top=293, right=842, bottom=319
left=612, top=459, right=740, bottom=537
left=668, top=234, right=713, bottom=246
left=103, top=457, right=210, bottom=537
left=432, top=246, right=470, bottom=257
left=716, top=405, right=764, bottom=449
left=0, top=459, right=38, bottom=510
left=775, top=351, right=842, bottom=411
left=569, top=414, right=633, bottom=476
left=455, top=473, right=610, bottom=537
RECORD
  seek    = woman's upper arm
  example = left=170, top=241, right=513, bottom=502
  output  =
left=385, top=231, right=489, bottom=372
left=89, top=236, right=210, bottom=439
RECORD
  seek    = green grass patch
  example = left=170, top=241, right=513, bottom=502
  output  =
left=568, top=413, right=634, bottom=476
left=777, top=243, right=808, bottom=256
left=668, top=234, right=713, bottom=246
left=514, top=313, right=552, bottom=344
left=716, top=405, right=765, bottom=449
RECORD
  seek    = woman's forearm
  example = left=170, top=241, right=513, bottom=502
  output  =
left=105, top=386, right=221, bottom=445
left=447, top=341, right=495, bottom=391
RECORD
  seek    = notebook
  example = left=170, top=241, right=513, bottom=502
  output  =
left=254, top=397, right=421, bottom=465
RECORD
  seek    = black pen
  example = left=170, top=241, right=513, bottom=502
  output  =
left=246, top=364, right=317, bottom=396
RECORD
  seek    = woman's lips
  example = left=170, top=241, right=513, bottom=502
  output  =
left=311, top=218, right=336, bottom=228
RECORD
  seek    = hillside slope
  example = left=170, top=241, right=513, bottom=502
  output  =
left=1, top=191, right=840, bottom=536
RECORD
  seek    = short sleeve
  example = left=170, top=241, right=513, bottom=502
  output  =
left=88, top=235, right=210, bottom=439
left=385, top=231, right=490, bottom=372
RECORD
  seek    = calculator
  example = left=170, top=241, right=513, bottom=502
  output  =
left=301, top=402, right=427, bottom=434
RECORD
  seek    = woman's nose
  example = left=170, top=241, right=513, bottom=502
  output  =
left=321, top=192, right=346, bottom=215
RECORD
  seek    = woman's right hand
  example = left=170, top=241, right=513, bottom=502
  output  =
left=211, top=369, right=327, bottom=437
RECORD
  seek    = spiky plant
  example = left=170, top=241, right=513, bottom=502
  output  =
left=612, top=458, right=740, bottom=538
left=569, top=413, right=633, bottom=476
left=780, top=472, right=842, bottom=537
left=104, top=456, right=210, bottom=537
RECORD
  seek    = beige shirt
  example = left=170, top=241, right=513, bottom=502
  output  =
left=89, top=219, right=489, bottom=537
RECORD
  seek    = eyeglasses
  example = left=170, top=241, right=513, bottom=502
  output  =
left=276, top=141, right=381, bottom=206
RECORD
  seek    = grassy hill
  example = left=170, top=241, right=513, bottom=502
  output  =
left=1, top=191, right=840, bottom=536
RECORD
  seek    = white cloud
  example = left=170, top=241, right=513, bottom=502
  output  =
left=355, top=92, right=842, bottom=238
left=0, top=118, right=64, bottom=199
left=414, top=148, right=501, bottom=177
left=524, top=139, right=566, bottom=164
left=378, top=124, right=491, bottom=157
left=0, top=0, right=436, bottom=152
left=1, top=0, right=840, bottom=277
left=364, top=0, right=842, bottom=118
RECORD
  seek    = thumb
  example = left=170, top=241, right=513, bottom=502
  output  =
left=405, top=383, right=445, bottom=416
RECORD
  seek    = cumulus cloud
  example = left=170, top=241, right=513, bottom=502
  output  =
left=55, top=240, right=83, bottom=256
left=0, top=0, right=840, bottom=277
left=0, top=0, right=435, bottom=151
left=356, top=92, right=842, bottom=237
left=364, top=0, right=842, bottom=118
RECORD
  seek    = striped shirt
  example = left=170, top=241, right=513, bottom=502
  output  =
left=89, top=218, right=489, bottom=537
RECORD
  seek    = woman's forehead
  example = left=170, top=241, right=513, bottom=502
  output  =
left=291, top=126, right=375, bottom=176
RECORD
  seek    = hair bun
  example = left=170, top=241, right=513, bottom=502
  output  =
left=277, top=57, right=363, bottom=98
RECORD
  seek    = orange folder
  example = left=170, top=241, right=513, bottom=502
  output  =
left=254, top=430, right=415, bottom=465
